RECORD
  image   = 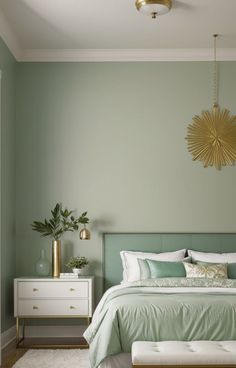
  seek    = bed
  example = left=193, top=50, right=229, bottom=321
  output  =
left=83, top=233, right=236, bottom=368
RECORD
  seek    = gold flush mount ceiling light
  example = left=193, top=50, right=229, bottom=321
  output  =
left=135, top=0, right=172, bottom=19
left=186, top=35, right=236, bottom=170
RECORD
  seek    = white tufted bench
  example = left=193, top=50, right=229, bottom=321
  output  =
left=132, top=341, right=236, bottom=367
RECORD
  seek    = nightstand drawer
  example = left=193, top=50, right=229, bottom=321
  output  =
left=18, top=281, right=89, bottom=298
left=18, top=299, right=89, bottom=316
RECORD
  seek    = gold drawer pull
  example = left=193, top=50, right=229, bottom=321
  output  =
left=33, top=306, right=38, bottom=310
left=70, top=306, right=76, bottom=309
left=70, top=288, right=75, bottom=291
left=33, top=288, right=38, bottom=292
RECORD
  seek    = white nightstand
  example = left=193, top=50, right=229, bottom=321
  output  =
left=14, top=276, right=94, bottom=347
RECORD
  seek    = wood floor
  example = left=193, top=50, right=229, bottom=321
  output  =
left=1, top=340, right=27, bottom=368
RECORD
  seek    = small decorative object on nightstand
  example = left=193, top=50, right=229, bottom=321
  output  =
left=66, top=256, right=89, bottom=276
left=35, top=249, right=51, bottom=276
left=14, top=276, right=94, bottom=347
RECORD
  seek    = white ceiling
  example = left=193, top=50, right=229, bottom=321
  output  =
left=0, top=0, right=236, bottom=61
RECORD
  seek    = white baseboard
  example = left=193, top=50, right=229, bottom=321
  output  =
left=1, top=324, right=87, bottom=349
left=1, top=326, right=16, bottom=349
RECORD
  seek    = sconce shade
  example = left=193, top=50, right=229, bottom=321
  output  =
left=80, top=226, right=91, bottom=240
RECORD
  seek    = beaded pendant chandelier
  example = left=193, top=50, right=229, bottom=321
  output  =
left=186, top=35, right=236, bottom=170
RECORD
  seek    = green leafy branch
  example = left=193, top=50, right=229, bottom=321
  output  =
left=31, top=203, right=89, bottom=240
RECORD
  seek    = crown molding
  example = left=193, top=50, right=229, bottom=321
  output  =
left=0, top=13, right=236, bottom=63
left=19, top=48, right=236, bottom=62
left=0, top=9, right=21, bottom=60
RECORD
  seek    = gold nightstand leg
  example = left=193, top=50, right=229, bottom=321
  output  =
left=16, top=317, right=19, bottom=343
left=22, top=319, right=25, bottom=339
left=16, top=317, right=25, bottom=347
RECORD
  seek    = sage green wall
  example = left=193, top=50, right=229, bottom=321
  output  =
left=0, top=38, right=16, bottom=332
left=16, top=62, right=236, bottom=303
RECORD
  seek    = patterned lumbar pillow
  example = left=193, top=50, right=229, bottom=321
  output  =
left=184, top=262, right=228, bottom=279
left=196, top=260, right=236, bottom=279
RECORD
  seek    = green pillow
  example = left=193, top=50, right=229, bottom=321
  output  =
left=196, top=260, right=236, bottom=279
left=146, top=259, right=186, bottom=278
left=138, top=257, right=191, bottom=280
left=228, top=264, right=236, bottom=279
left=138, top=258, right=151, bottom=280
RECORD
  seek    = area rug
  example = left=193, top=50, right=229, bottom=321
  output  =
left=12, top=349, right=90, bottom=368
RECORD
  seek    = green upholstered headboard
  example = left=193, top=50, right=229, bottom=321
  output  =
left=103, top=233, right=236, bottom=290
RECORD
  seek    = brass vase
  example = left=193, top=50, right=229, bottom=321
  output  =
left=52, top=240, right=61, bottom=278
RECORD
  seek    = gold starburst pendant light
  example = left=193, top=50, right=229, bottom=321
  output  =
left=186, top=35, right=236, bottom=170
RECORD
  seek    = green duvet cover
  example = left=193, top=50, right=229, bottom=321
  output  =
left=83, top=278, right=236, bottom=368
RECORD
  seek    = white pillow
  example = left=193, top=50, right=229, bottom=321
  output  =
left=188, top=249, right=236, bottom=264
left=120, top=249, right=186, bottom=282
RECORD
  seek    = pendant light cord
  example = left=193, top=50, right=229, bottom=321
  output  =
left=213, top=34, right=219, bottom=108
